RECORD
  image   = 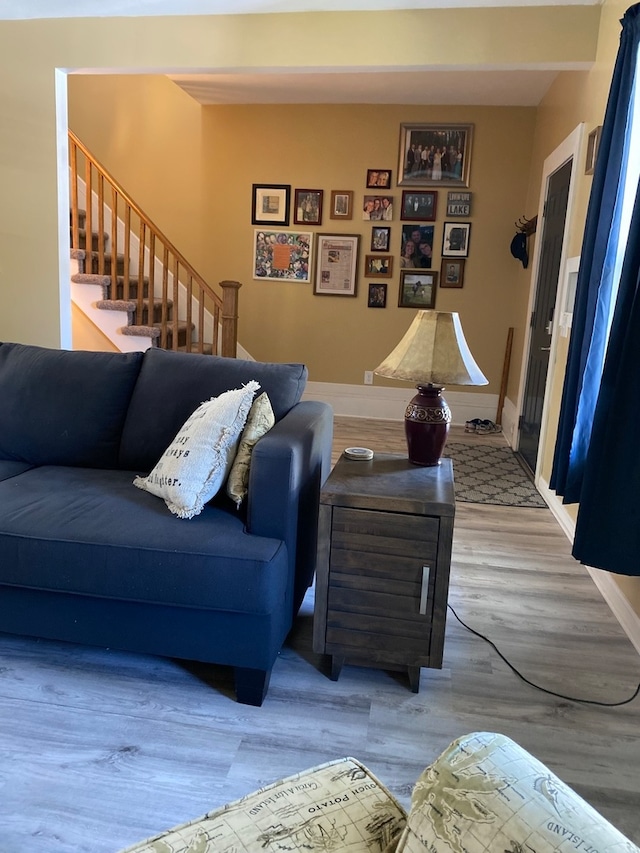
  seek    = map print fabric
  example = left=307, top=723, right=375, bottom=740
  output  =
left=118, top=757, right=407, bottom=853
left=394, top=731, right=639, bottom=853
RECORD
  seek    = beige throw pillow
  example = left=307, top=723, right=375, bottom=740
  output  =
left=226, top=392, right=275, bottom=509
left=133, top=381, right=260, bottom=519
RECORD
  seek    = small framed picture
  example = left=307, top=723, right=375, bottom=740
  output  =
left=329, top=190, right=354, bottom=220
left=314, top=233, right=360, bottom=296
left=368, top=283, right=388, bottom=308
left=366, top=169, right=392, bottom=189
left=585, top=125, right=602, bottom=175
left=442, top=221, right=471, bottom=257
left=294, top=189, right=323, bottom=225
left=365, top=254, right=393, bottom=278
left=251, top=184, right=291, bottom=227
left=253, top=229, right=313, bottom=282
left=371, top=226, right=391, bottom=252
left=362, top=195, right=394, bottom=221
left=446, top=191, right=472, bottom=217
left=440, top=258, right=465, bottom=288
left=401, top=190, right=437, bottom=221
left=400, top=224, right=435, bottom=269
left=399, top=270, right=438, bottom=309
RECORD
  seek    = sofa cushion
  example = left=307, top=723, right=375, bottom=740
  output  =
left=0, top=466, right=288, bottom=614
left=226, top=392, right=276, bottom=509
left=119, top=348, right=307, bottom=472
left=0, top=342, right=143, bottom=468
left=134, top=381, right=260, bottom=519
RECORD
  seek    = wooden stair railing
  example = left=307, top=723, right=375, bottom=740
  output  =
left=69, top=129, right=240, bottom=357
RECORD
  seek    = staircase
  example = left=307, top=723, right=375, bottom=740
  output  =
left=69, top=130, right=240, bottom=357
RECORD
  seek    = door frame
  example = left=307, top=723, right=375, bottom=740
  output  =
left=515, top=123, right=584, bottom=482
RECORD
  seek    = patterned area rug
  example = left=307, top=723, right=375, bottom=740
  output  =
left=444, top=442, right=547, bottom=508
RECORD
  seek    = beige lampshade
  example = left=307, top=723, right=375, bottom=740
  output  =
left=374, top=310, right=488, bottom=386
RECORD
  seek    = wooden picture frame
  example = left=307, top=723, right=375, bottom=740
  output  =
left=251, top=184, right=291, bottom=226
left=371, top=226, right=391, bottom=252
left=364, top=254, right=393, bottom=278
left=366, top=168, right=392, bottom=189
left=314, top=233, right=360, bottom=296
left=442, top=221, right=471, bottom=257
left=294, top=189, right=323, bottom=225
left=400, top=224, right=435, bottom=269
left=440, top=258, right=465, bottom=288
left=585, top=126, right=602, bottom=175
left=329, top=190, right=354, bottom=220
left=362, top=195, right=394, bottom=221
left=253, top=229, right=313, bottom=282
left=401, top=190, right=437, bottom=221
left=368, top=283, right=388, bottom=308
left=398, top=270, right=438, bottom=309
left=398, top=123, right=473, bottom=187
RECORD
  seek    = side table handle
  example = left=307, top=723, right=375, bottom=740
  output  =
left=420, top=565, right=431, bottom=615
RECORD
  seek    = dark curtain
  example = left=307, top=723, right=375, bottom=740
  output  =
left=550, top=3, right=640, bottom=575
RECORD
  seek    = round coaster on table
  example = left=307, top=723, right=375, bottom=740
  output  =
left=344, top=447, right=374, bottom=461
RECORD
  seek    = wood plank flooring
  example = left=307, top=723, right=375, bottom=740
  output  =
left=1, top=416, right=639, bottom=852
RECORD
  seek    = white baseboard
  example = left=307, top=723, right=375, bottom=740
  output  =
left=538, top=476, right=640, bottom=656
left=303, top=380, right=498, bottom=426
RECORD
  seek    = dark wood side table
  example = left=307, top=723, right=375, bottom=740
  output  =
left=312, top=452, right=455, bottom=692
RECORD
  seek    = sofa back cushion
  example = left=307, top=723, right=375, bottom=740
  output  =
left=0, top=342, right=144, bottom=468
left=119, top=348, right=308, bottom=472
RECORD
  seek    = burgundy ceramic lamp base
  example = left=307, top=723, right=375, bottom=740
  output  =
left=404, top=384, right=451, bottom=466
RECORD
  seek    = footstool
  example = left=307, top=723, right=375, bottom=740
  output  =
left=117, top=757, right=407, bottom=853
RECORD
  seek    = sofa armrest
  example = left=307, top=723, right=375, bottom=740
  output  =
left=246, top=400, right=333, bottom=610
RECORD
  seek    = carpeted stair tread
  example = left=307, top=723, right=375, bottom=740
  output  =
left=177, top=343, right=214, bottom=355
left=122, top=325, right=161, bottom=339
left=72, top=273, right=111, bottom=286
left=96, top=299, right=137, bottom=313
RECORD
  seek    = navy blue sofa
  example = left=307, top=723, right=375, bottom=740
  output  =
left=0, top=342, right=333, bottom=705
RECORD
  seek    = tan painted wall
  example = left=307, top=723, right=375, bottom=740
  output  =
left=0, top=8, right=598, bottom=352
left=69, top=80, right=535, bottom=388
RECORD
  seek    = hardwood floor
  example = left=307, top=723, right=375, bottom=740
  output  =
left=1, top=416, right=639, bottom=852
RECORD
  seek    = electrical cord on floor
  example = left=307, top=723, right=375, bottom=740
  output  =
left=447, top=603, right=640, bottom=707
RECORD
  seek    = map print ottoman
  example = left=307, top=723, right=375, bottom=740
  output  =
left=394, top=731, right=639, bottom=853
left=117, top=757, right=407, bottom=853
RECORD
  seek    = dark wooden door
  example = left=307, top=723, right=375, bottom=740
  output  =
left=519, top=159, right=572, bottom=473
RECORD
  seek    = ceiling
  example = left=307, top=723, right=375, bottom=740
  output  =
left=8, top=0, right=599, bottom=107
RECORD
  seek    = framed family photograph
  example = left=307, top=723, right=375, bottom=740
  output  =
left=362, top=195, right=394, bottom=221
left=253, top=229, right=313, bottom=282
left=400, top=224, right=435, bottom=269
left=251, top=184, right=291, bottom=226
left=368, top=283, right=388, bottom=308
left=401, top=191, right=437, bottom=221
left=314, top=234, right=360, bottom=296
left=399, top=270, right=438, bottom=309
left=294, top=189, right=323, bottom=225
left=371, top=225, right=391, bottom=252
left=440, top=258, right=465, bottom=288
left=366, top=169, right=392, bottom=189
left=329, top=190, right=354, bottom=220
left=442, top=221, right=471, bottom=257
left=398, top=123, right=473, bottom=187
left=365, top=254, right=393, bottom=277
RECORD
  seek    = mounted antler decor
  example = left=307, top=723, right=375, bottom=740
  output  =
left=514, top=214, right=538, bottom=236
left=510, top=214, right=538, bottom=269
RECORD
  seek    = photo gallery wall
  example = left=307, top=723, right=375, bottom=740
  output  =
left=251, top=123, right=474, bottom=309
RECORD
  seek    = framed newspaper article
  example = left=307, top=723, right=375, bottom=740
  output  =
left=314, top=234, right=360, bottom=296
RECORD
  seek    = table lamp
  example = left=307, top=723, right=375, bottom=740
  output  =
left=374, top=310, right=488, bottom=466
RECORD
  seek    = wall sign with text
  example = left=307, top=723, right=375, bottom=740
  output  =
left=446, top=191, right=472, bottom=217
